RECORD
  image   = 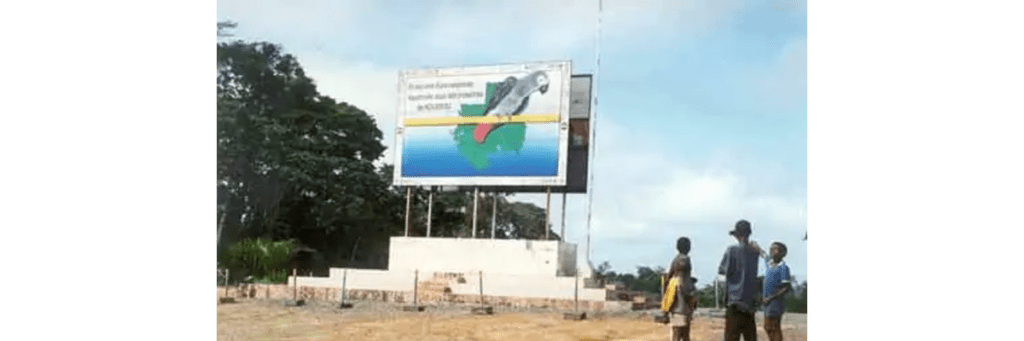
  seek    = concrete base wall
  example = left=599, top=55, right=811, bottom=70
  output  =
left=388, top=237, right=576, bottom=277
left=270, top=237, right=612, bottom=306
left=219, top=284, right=631, bottom=312
left=306, top=269, right=605, bottom=301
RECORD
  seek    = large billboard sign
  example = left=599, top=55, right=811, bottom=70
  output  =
left=393, top=61, right=573, bottom=187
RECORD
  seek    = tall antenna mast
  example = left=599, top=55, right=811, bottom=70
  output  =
left=584, top=0, right=603, bottom=268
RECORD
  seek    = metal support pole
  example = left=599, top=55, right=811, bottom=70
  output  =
left=413, top=270, right=419, bottom=307
left=472, top=187, right=479, bottom=238
left=292, top=268, right=298, bottom=301
left=714, top=277, right=719, bottom=309
left=560, top=192, right=567, bottom=240
left=404, top=187, right=411, bottom=237
left=490, top=192, right=497, bottom=239
left=341, top=269, right=348, bottom=306
left=574, top=271, right=579, bottom=312
left=426, top=190, right=433, bottom=237
left=545, top=187, right=551, bottom=240
left=479, top=270, right=485, bottom=305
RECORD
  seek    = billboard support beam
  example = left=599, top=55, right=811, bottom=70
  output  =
left=490, top=192, right=497, bottom=239
left=404, top=187, right=412, bottom=237
left=560, top=192, right=567, bottom=241
left=472, top=187, right=479, bottom=238
left=426, top=189, right=433, bottom=237
left=545, top=187, right=551, bottom=240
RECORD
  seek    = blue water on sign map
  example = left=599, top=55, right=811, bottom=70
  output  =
left=401, top=140, right=559, bottom=177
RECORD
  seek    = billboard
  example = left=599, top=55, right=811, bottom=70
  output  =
left=465, top=74, right=592, bottom=194
left=393, top=61, right=573, bottom=186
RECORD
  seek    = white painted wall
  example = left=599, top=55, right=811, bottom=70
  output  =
left=295, top=269, right=605, bottom=301
left=447, top=271, right=606, bottom=301
left=290, top=238, right=605, bottom=302
left=388, top=237, right=575, bottom=276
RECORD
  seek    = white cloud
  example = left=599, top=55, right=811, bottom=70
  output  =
left=754, top=37, right=807, bottom=113
left=581, top=120, right=806, bottom=241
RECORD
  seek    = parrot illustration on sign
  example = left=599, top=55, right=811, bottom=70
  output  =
left=472, top=70, right=550, bottom=144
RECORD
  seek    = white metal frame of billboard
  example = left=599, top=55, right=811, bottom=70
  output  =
left=393, top=61, right=573, bottom=187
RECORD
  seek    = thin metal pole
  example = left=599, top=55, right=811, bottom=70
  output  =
left=545, top=187, right=551, bottom=240
left=490, top=192, right=497, bottom=239
left=292, top=268, right=298, bottom=301
left=341, top=269, right=348, bottom=306
left=224, top=269, right=229, bottom=297
left=479, top=270, right=485, bottom=305
left=413, top=270, right=419, bottom=306
left=426, top=190, right=433, bottom=237
left=404, top=187, right=412, bottom=237
left=715, top=277, right=719, bottom=309
left=560, top=192, right=567, bottom=240
left=574, top=270, right=579, bottom=312
left=584, top=0, right=604, bottom=271
left=472, top=187, right=479, bottom=238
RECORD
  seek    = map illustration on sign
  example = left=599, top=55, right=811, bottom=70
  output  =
left=394, top=61, right=572, bottom=186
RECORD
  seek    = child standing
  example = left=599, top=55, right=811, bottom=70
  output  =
left=754, top=241, right=791, bottom=341
left=662, top=237, right=697, bottom=341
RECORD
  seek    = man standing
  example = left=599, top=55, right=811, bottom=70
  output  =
left=718, top=220, right=761, bottom=341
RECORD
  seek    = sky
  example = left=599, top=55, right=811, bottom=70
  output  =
left=217, top=0, right=808, bottom=285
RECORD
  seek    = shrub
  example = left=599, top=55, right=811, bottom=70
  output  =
left=226, top=238, right=296, bottom=283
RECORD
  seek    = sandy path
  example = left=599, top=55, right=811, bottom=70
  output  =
left=218, top=299, right=806, bottom=341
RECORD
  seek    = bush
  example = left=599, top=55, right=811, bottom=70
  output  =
left=226, top=238, right=296, bottom=284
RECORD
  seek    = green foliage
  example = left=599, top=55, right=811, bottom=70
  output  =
left=227, top=238, right=295, bottom=282
left=785, top=280, right=807, bottom=313
left=218, top=40, right=390, bottom=265
left=596, top=264, right=666, bottom=295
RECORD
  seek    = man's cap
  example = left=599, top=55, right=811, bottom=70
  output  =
left=729, top=219, right=752, bottom=236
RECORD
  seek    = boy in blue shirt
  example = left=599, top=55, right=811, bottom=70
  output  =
left=754, top=241, right=791, bottom=341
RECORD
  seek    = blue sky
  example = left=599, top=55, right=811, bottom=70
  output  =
left=218, top=0, right=807, bottom=285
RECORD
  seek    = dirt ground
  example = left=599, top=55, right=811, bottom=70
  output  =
left=218, top=299, right=806, bottom=341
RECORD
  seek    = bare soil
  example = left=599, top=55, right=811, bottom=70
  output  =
left=217, top=298, right=806, bottom=341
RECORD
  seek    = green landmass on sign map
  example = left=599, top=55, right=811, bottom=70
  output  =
left=453, top=82, right=527, bottom=170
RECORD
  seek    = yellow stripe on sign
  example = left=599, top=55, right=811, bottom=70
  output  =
left=403, top=114, right=560, bottom=127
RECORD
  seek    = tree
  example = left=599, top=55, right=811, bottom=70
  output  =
left=595, top=263, right=666, bottom=295
left=217, top=21, right=237, bottom=37
left=785, top=280, right=807, bottom=313
left=217, top=40, right=390, bottom=267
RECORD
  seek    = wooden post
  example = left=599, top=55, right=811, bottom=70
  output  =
left=660, top=274, right=665, bottom=309
left=563, top=270, right=586, bottom=320
left=560, top=192, right=567, bottom=240
left=574, top=270, right=579, bottom=312
left=479, top=270, right=485, bottom=305
left=426, top=190, right=433, bottom=237
left=490, top=192, right=497, bottom=239
left=545, top=187, right=551, bottom=240
left=404, top=187, right=412, bottom=237
left=472, top=187, right=479, bottom=238
left=714, top=277, right=719, bottom=309
left=402, top=269, right=425, bottom=312
left=341, top=269, right=348, bottom=306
